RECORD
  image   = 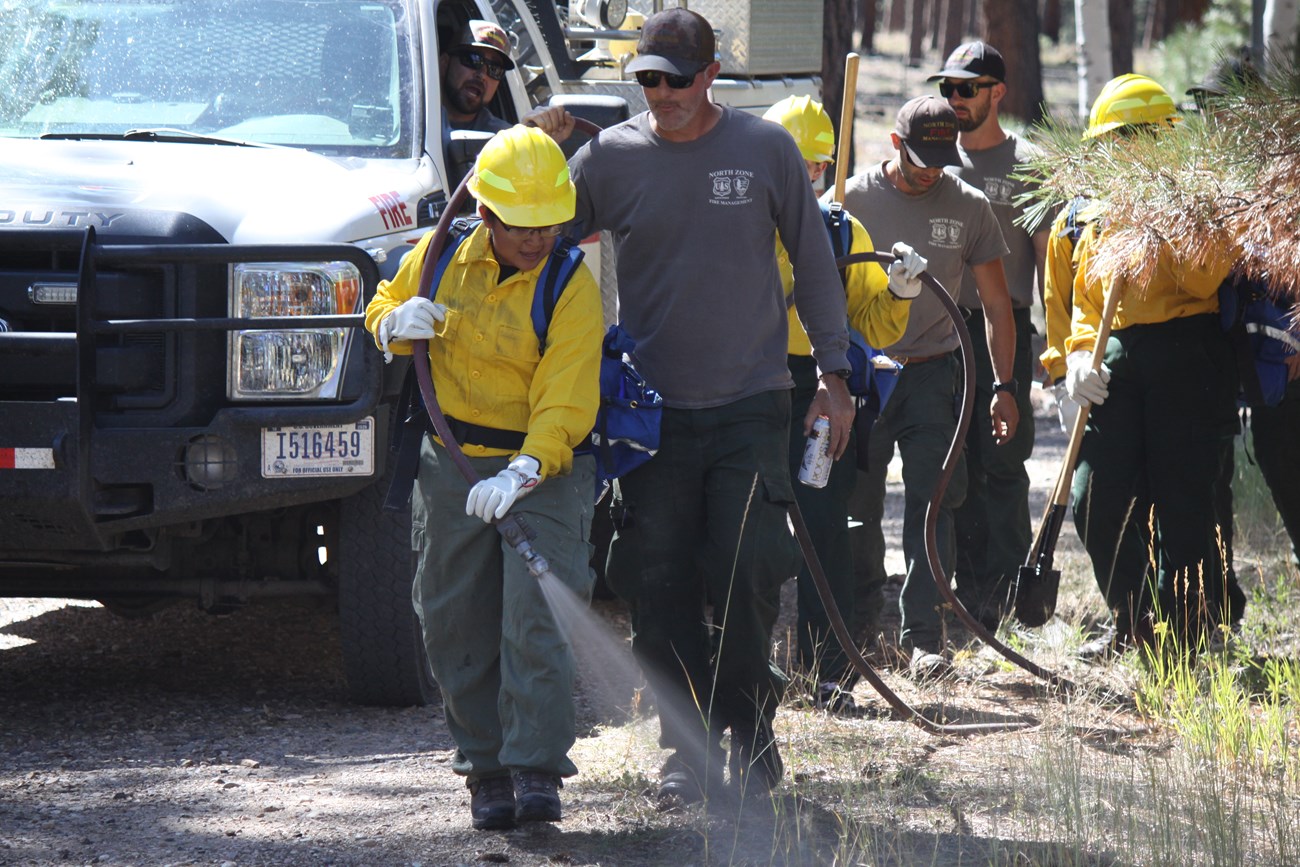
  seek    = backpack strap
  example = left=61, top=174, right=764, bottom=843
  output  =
left=530, top=235, right=585, bottom=352
left=821, top=201, right=854, bottom=260
left=383, top=219, right=478, bottom=512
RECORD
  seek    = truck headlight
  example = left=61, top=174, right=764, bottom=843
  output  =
left=228, top=262, right=361, bottom=400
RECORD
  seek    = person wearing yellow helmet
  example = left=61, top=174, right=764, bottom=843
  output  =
left=364, top=124, right=602, bottom=831
left=1061, top=74, right=1243, bottom=658
left=761, top=94, right=917, bottom=712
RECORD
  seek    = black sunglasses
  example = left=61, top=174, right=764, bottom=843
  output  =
left=938, top=80, right=996, bottom=99
left=454, top=50, right=507, bottom=81
left=634, top=69, right=698, bottom=90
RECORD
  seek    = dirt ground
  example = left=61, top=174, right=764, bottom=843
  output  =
left=0, top=386, right=1097, bottom=867
left=0, top=42, right=1249, bottom=867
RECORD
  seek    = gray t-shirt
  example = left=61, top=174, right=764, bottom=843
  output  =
left=836, top=162, right=1007, bottom=357
left=571, top=107, right=849, bottom=409
left=948, top=131, right=1043, bottom=309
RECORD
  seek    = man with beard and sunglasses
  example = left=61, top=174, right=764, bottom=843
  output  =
left=927, top=42, right=1051, bottom=635
left=441, top=19, right=515, bottom=192
left=833, top=95, right=1015, bottom=680
left=530, top=7, right=854, bottom=807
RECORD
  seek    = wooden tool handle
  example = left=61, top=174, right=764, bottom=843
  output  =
left=833, top=52, right=859, bottom=204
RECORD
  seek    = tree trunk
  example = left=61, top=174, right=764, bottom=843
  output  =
left=889, top=0, right=908, bottom=32
left=1042, top=0, right=1062, bottom=43
left=1075, top=0, right=1113, bottom=120
left=859, top=0, right=880, bottom=53
left=1109, top=0, right=1134, bottom=77
left=1264, top=0, right=1299, bottom=72
left=983, top=0, right=1046, bottom=123
left=939, top=0, right=967, bottom=58
left=908, top=0, right=929, bottom=65
left=822, top=0, right=858, bottom=189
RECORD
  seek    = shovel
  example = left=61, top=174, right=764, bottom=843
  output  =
left=1014, top=279, right=1123, bottom=626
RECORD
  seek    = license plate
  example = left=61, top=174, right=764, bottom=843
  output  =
left=261, top=417, right=375, bottom=478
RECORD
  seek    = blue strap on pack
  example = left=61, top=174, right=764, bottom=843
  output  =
left=819, top=202, right=903, bottom=405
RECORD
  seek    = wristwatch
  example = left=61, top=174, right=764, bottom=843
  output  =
left=992, top=378, right=1019, bottom=397
left=821, top=368, right=852, bottom=381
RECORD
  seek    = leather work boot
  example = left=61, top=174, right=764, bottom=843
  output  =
left=656, top=752, right=725, bottom=809
left=728, top=719, right=784, bottom=795
left=513, top=770, right=563, bottom=823
left=468, top=774, right=516, bottom=831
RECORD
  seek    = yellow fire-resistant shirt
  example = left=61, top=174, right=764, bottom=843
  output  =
left=778, top=215, right=910, bottom=356
left=1065, top=224, right=1235, bottom=355
left=1039, top=205, right=1085, bottom=382
left=364, top=223, right=602, bottom=479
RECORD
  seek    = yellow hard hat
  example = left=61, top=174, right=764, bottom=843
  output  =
left=763, top=95, right=836, bottom=163
left=1084, top=74, right=1181, bottom=139
left=468, top=125, right=576, bottom=226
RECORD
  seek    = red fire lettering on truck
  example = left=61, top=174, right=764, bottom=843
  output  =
left=368, top=191, right=412, bottom=230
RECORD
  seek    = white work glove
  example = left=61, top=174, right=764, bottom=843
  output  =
left=1064, top=349, right=1111, bottom=406
left=1053, top=380, right=1082, bottom=432
left=886, top=242, right=926, bottom=300
left=465, top=455, right=541, bottom=523
left=379, top=298, right=446, bottom=360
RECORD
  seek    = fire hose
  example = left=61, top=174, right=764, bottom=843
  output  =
left=792, top=253, right=1077, bottom=738
left=406, top=117, right=1069, bottom=737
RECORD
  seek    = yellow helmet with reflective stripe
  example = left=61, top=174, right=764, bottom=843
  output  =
left=763, top=95, right=836, bottom=163
left=1084, top=74, right=1181, bottom=139
left=468, top=125, right=576, bottom=226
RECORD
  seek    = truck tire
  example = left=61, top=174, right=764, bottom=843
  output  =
left=338, top=462, right=438, bottom=707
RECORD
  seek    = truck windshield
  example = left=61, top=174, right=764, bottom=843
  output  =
left=0, top=0, right=415, bottom=157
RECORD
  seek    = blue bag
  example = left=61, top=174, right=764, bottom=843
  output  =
left=592, top=325, right=662, bottom=490
left=1219, top=274, right=1299, bottom=408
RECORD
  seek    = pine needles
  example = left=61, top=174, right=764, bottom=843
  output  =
left=1017, top=63, right=1300, bottom=304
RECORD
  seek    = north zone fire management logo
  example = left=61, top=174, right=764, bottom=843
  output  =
left=708, top=169, right=753, bottom=207
left=928, top=217, right=964, bottom=249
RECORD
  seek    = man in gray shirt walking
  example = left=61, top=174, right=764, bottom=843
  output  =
left=929, top=42, right=1050, bottom=632
left=553, top=8, right=854, bottom=804
left=836, top=96, right=1016, bottom=678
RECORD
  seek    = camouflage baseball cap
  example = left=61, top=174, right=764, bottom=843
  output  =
left=453, top=19, right=516, bottom=70
left=625, top=8, right=715, bottom=77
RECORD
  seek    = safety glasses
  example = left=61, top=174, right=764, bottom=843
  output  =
left=497, top=220, right=565, bottom=239
left=634, top=69, right=698, bottom=90
left=938, top=80, right=996, bottom=99
left=454, top=50, right=507, bottom=81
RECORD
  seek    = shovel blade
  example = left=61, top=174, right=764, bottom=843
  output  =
left=1014, top=564, right=1061, bottom=628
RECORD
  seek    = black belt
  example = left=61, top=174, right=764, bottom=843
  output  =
left=441, top=415, right=527, bottom=451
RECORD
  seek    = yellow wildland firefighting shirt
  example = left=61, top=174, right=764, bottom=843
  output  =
left=364, top=223, right=602, bottom=479
left=1039, top=204, right=1092, bottom=382
left=778, top=216, right=910, bottom=356
left=1065, top=223, right=1236, bottom=355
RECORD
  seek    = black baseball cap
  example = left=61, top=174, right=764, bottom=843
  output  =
left=894, top=95, right=961, bottom=168
left=1187, top=53, right=1261, bottom=97
left=927, top=41, right=1006, bottom=82
left=625, top=8, right=715, bottom=77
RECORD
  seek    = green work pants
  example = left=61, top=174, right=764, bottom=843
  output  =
left=606, top=390, right=800, bottom=768
left=1072, top=314, right=1239, bottom=641
left=953, top=306, right=1036, bottom=616
left=411, top=439, right=595, bottom=781
left=855, top=354, right=967, bottom=650
left=787, top=355, right=858, bottom=688
left=1252, top=378, right=1300, bottom=567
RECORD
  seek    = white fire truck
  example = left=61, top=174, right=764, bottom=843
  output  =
left=0, top=0, right=822, bottom=705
